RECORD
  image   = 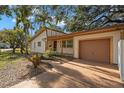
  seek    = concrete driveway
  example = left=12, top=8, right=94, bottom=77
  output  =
left=11, top=59, right=124, bottom=88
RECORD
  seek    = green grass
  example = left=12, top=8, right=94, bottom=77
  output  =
left=0, top=50, right=28, bottom=69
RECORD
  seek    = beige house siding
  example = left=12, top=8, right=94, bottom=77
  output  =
left=74, top=31, right=121, bottom=64
left=47, top=29, right=65, bottom=36
left=30, top=30, right=65, bottom=53
left=31, top=31, right=46, bottom=53
left=62, top=48, right=73, bottom=55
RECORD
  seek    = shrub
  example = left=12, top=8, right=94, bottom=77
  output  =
left=43, top=48, right=54, bottom=59
left=28, top=54, right=41, bottom=68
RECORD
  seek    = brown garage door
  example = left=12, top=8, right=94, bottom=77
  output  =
left=79, top=39, right=110, bottom=63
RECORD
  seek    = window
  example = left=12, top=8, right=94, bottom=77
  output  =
left=62, top=41, right=66, bottom=48
left=62, top=40, right=73, bottom=48
left=34, top=42, right=36, bottom=48
left=37, top=41, right=41, bottom=47
left=67, top=40, right=73, bottom=48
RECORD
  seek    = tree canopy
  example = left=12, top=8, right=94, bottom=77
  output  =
left=32, top=5, right=124, bottom=32
left=1, top=5, right=124, bottom=32
left=0, top=5, right=124, bottom=54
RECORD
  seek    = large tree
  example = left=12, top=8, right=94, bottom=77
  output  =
left=64, top=5, right=124, bottom=31
left=0, top=28, right=29, bottom=54
left=1, top=5, right=124, bottom=50
left=1, top=5, right=124, bottom=33
left=0, top=29, right=17, bottom=53
left=12, top=6, right=34, bottom=54
left=15, top=28, right=25, bottom=54
left=0, top=5, right=12, bottom=20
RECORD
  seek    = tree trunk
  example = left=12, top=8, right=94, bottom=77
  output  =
left=24, top=27, right=29, bottom=55
left=20, top=46, right=24, bottom=54
left=11, top=42, right=16, bottom=54
left=12, top=46, right=16, bottom=54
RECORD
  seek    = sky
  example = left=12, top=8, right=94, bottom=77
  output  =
left=0, top=15, right=16, bottom=30
left=0, top=15, right=65, bottom=34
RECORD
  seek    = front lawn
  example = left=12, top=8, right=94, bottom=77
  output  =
left=0, top=50, right=27, bottom=69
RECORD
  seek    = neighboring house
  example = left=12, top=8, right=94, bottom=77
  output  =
left=0, top=41, right=10, bottom=49
left=30, top=24, right=124, bottom=80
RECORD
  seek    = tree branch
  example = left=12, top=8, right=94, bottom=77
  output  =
left=89, top=15, right=124, bottom=29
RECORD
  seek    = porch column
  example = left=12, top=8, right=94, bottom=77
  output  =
left=118, top=30, right=124, bottom=81
left=61, top=40, right=63, bottom=55
left=45, top=40, right=48, bottom=51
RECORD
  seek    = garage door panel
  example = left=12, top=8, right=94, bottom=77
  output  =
left=79, top=39, right=110, bottom=63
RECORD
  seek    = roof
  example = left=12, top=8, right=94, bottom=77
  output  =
left=30, top=28, right=66, bottom=42
left=47, top=24, right=124, bottom=40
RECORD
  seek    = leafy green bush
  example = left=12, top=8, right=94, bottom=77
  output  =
left=43, top=48, right=54, bottom=59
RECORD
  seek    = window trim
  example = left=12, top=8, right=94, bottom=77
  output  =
left=62, top=40, right=66, bottom=48
left=37, top=41, right=41, bottom=47
left=34, top=42, right=36, bottom=49
left=62, top=39, right=73, bottom=48
left=67, top=40, right=73, bottom=48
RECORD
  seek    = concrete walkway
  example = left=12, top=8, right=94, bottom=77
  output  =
left=11, top=59, right=124, bottom=88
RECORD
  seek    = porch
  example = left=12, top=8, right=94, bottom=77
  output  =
left=47, top=38, right=74, bottom=56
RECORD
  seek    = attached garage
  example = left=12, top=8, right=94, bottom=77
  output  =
left=74, top=30, right=121, bottom=65
left=79, top=38, right=111, bottom=63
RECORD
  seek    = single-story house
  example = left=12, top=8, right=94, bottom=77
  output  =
left=30, top=24, right=124, bottom=81
left=0, top=41, right=10, bottom=49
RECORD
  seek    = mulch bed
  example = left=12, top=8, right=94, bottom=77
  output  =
left=0, top=61, right=46, bottom=88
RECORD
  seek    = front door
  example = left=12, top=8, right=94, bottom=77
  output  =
left=53, top=41, right=57, bottom=51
